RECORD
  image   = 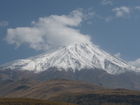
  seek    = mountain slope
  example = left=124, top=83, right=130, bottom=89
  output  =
left=0, top=79, right=102, bottom=99
left=0, top=41, right=136, bottom=74
left=1, top=80, right=140, bottom=105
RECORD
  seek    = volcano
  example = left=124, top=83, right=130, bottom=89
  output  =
left=0, top=41, right=137, bottom=75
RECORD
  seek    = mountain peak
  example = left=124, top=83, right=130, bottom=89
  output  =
left=0, top=41, right=137, bottom=74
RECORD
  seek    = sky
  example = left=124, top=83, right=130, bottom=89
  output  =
left=0, top=0, right=140, bottom=65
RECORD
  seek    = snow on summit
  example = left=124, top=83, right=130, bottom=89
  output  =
left=0, top=41, right=136, bottom=75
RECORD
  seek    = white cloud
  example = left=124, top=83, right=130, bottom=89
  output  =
left=129, top=59, right=140, bottom=68
left=6, top=9, right=91, bottom=51
left=112, top=6, right=131, bottom=18
left=0, top=21, right=8, bottom=27
left=101, top=0, right=113, bottom=6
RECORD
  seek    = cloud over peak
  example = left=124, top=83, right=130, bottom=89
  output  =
left=6, top=10, right=90, bottom=51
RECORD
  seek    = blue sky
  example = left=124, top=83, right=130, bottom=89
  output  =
left=0, top=0, right=140, bottom=64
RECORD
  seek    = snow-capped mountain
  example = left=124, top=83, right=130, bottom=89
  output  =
left=0, top=41, right=137, bottom=74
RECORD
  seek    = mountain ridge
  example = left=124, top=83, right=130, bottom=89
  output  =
left=0, top=41, right=138, bottom=74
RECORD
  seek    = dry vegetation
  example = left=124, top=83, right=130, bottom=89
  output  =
left=0, top=80, right=140, bottom=105
left=0, top=98, right=77, bottom=105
